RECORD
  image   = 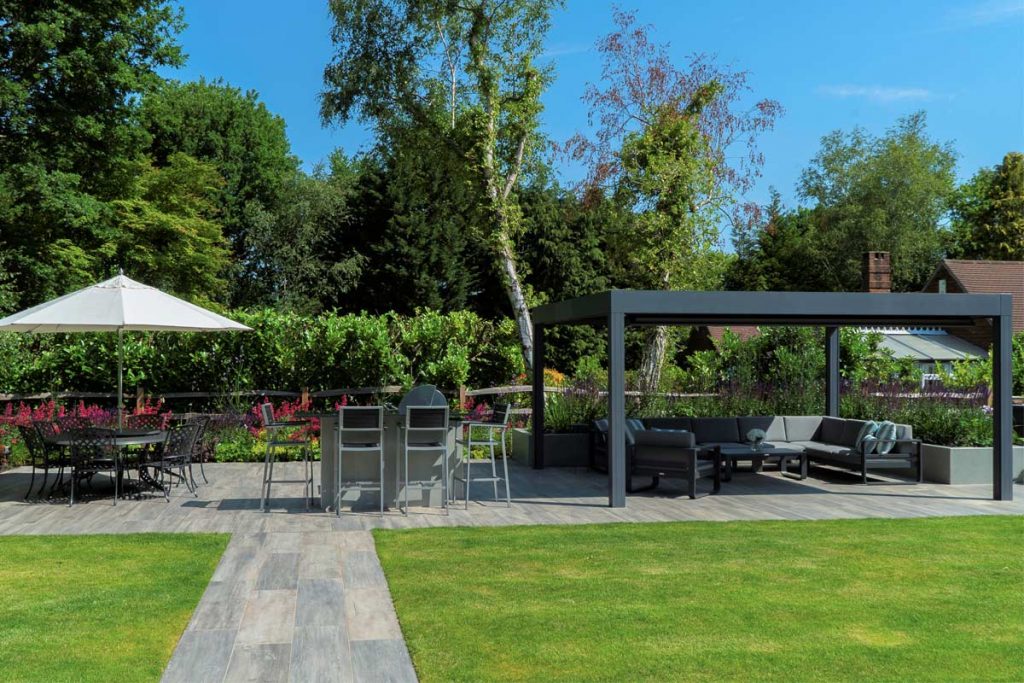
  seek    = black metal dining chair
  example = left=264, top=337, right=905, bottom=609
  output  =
left=144, top=421, right=202, bottom=501
left=18, top=424, right=49, bottom=500
left=67, top=427, right=119, bottom=506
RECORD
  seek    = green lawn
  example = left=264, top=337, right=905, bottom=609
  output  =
left=375, top=516, right=1024, bottom=682
left=0, top=533, right=229, bottom=682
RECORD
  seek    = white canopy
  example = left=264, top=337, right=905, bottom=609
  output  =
left=0, top=273, right=251, bottom=428
left=0, top=274, right=251, bottom=333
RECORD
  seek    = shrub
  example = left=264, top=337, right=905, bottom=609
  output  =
left=0, top=308, right=523, bottom=397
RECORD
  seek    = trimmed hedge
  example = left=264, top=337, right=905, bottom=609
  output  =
left=0, top=309, right=523, bottom=395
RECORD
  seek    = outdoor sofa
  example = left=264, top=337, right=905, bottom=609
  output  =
left=591, top=415, right=922, bottom=492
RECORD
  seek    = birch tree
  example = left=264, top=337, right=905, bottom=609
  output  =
left=566, top=9, right=782, bottom=392
left=321, top=0, right=561, bottom=371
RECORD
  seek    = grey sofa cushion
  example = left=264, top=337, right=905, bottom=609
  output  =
left=820, top=417, right=846, bottom=444
left=692, top=418, right=740, bottom=444
left=784, top=416, right=822, bottom=442
left=635, top=430, right=696, bottom=449
left=643, top=417, right=693, bottom=432
left=624, top=418, right=646, bottom=446
left=793, top=441, right=854, bottom=456
left=841, top=419, right=872, bottom=448
left=738, top=416, right=787, bottom=442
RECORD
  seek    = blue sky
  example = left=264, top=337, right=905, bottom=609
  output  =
left=163, top=0, right=1023, bottom=212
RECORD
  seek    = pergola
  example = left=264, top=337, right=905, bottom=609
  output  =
left=530, top=290, right=1015, bottom=507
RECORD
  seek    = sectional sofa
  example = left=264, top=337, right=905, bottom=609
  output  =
left=591, top=415, right=922, bottom=493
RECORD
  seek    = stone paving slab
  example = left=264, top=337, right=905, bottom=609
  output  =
left=162, top=531, right=415, bottom=683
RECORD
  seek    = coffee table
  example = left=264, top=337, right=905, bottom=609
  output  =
left=716, top=445, right=807, bottom=482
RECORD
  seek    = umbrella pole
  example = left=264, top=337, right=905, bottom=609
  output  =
left=118, top=328, right=124, bottom=430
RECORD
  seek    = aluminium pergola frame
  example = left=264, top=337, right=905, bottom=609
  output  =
left=530, top=290, right=1015, bottom=507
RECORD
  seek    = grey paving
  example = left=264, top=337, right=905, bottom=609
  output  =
left=1, top=461, right=1021, bottom=683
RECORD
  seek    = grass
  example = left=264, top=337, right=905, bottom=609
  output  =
left=375, top=516, right=1024, bottom=682
left=0, top=533, right=229, bottom=682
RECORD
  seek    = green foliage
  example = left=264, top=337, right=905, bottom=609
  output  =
left=109, top=154, right=231, bottom=301
left=0, top=0, right=185, bottom=308
left=0, top=309, right=523, bottom=395
left=244, top=153, right=366, bottom=313
left=140, top=77, right=300, bottom=303
left=542, top=380, right=605, bottom=432
left=322, top=0, right=564, bottom=369
left=949, top=151, right=1024, bottom=261
left=938, top=332, right=1024, bottom=395
left=798, top=112, right=956, bottom=291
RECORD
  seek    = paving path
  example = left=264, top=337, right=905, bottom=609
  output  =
left=162, top=530, right=415, bottom=683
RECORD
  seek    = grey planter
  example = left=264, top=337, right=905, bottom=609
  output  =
left=920, top=443, right=1024, bottom=484
left=511, top=428, right=590, bottom=468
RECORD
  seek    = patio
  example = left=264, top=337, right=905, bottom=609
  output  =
left=0, top=460, right=1020, bottom=535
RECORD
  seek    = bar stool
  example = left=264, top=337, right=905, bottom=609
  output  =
left=335, top=406, right=385, bottom=517
left=454, top=403, right=511, bottom=508
left=259, top=402, right=314, bottom=512
left=398, top=406, right=449, bottom=514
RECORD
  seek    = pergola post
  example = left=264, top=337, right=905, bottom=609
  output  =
left=532, top=324, right=546, bottom=469
left=825, top=326, right=840, bottom=417
left=608, top=312, right=626, bottom=508
left=993, top=308, right=1013, bottom=501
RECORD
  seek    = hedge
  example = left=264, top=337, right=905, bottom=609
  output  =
left=0, top=309, right=524, bottom=395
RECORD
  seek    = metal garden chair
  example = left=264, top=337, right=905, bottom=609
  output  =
left=398, top=406, right=449, bottom=515
left=259, top=403, right=314, bottom=512
left=454, top=403, right=512, bottom=508
left=335, top=406, right=386, bottom=517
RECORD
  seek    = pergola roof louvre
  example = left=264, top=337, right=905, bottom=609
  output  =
left=530, top=289, right=1015, bottom=507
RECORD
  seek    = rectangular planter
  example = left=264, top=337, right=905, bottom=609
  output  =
left=511, top=428, right=590, bottom=468
left=921, top=443, right=1024, bottom=485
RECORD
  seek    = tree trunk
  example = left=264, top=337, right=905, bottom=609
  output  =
left=496, top=231, right=534, bottom=372
left=638, top=325, right=669, bottom=394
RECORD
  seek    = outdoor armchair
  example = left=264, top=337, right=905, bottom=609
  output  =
left=632, top=430, right=721, bottom=499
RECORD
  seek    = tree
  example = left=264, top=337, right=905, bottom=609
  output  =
left=798, top=112, right=957, bottom=291
left=949, top=152, right=1024, bottom=261
left=109, top=153, right=231, bottom=301
left=349, top=130, right=491, bottom=315
left=140, top=78, right=299, bottom=303
left=244, top=153, right=365, bottom=313
left=565, top=9, right=781, bottom=391
left=725, top=191, right=830, bottom=291
left=321, top=0, right=562, bottom=371
left=0, top=0, right=184, bottom=307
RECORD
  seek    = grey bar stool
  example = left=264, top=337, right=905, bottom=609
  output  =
left=454, top=403, right=512, bottom=508
left=398, top=406, right=449, bottom=515
left=335, top=405, right=386, bottom=517
left=259, top=402, right=314, bottom=512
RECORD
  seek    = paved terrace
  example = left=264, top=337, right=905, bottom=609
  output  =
left=1, top=462, right=1021, bottom=683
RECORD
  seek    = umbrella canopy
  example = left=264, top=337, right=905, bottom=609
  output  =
left=0, top=273, right=251, bottom=427
left=0, top=273, right=250, bottom=333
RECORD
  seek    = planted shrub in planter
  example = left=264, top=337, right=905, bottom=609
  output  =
left=511, top=379, right=603, bottom=467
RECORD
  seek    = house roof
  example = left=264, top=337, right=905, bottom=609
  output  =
left=705, top=325, right=760, bottom=342
left=874, top=330, right=987, bottom=362
left=926, top=259, right=1024, bottom=333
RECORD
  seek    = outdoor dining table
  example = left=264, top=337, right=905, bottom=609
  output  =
left=50, top=428, right=168, bottom=496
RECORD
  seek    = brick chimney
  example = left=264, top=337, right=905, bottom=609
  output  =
left=863, top=251, right=891, bottom=293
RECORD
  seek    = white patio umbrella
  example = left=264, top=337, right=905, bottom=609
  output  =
left=0, top=272, right=251, bottom=428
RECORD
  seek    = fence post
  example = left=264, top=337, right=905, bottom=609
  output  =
left=135, top=385, right=144, bottom=413
left=458, top=385, right=467, bottom=408
left=301, top=387, right=310, bottom=406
